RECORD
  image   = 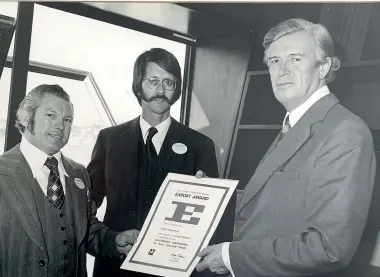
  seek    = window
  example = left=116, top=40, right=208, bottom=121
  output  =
left=0, top=68, right=12, bottom=154
left=30, top=4, right=186, bottom=125
left=0, top=2, right=18, bottom=154
left=28, top=5, right=187, bottom=274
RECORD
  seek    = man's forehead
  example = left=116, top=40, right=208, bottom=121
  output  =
left=145, top=62, right=175, bottom=79
left=39, top=95, right=73, bottom=113
left=267, top=31, right=314, bottom=57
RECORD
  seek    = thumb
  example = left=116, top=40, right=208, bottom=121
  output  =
left=195, top=170, right=205, bottom=178
left=198, top=246, right=213, bottom=257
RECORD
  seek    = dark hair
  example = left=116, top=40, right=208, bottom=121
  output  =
left=263, top=18, right=341, bottom=84
left=132, top=48, right=182, bottom=105
left=15, top=84, right=71, bottom=133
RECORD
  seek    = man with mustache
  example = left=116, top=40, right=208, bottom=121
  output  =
left=0, top=84, right=140, bottom=277
left=88, top=48, right=219, bottom=277
left=196, top=18, right=376, bottom=277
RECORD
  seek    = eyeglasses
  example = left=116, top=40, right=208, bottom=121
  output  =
left=143, top=77, right=176, bottom=91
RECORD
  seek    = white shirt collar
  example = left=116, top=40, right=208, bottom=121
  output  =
left=139, top=115, right=171, bottom=154
left=283, top=85, right=331, bottom=128
left=20, top=137, right=69, bottom=178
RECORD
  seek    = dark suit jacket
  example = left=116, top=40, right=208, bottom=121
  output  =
left=229, top=94, right=377, bottom=276
left=87, top=117, right=218, bottom=276
left=88, top=117, right=218, bottom=228
left=0, top=145, right=119, bottom=277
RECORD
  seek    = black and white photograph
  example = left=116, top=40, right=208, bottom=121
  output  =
left=0, top=2, right=380, bottom=277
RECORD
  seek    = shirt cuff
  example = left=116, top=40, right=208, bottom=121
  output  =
left=222, top=242, right=235, bottom=277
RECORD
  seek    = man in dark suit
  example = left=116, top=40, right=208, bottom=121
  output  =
left=196, top=18, right=377, bottom=277
left=88, top=48, right=219, bottom=277
left=0, top=84, right=139, bottom=277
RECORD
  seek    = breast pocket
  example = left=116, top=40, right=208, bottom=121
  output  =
left=263, top=171, right=306, bottom=218
left=271, top=171, right=300, bottom=179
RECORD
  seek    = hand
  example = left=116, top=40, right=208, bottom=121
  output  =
left=195, top=170, right=208, bottom=179
left=115, top=229, right=140, bottom=255
left=196, top=243, right=229, bottom=274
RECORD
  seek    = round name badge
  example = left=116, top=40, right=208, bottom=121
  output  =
left=172, top=143, right=187, bottom=155
left=74, top=178, right=85, bottom=189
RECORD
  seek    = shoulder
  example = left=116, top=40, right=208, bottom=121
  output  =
left=0, top=146, right=22, bottom=176
left=317, top=104, right=374, bottom=151
left=327, top=104, right=372, bottom=136
left=98, top=117, right=139, bottom=138
left=63, top=156, right=86, bottom=172
left=172, top=120, right=215, bottom=147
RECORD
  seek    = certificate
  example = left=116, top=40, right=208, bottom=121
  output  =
left=121, top=173, right=238, bottom=277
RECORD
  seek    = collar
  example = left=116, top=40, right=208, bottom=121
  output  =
left=139, top=115, right=171, bottom=142
left=284, top=85, right=331, bottom=128
left=20, top=137, right=69, bottom=178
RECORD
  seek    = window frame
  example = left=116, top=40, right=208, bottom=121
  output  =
left=3, top=2, right=193, bottom=152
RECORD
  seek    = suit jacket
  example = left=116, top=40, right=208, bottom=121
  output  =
left=0, top=145, right=119, bottom=277
left=88, top=117, right=218, bottom=229
left=88, top=116, right=219, bottom=276
left=229, top=94, right=377, bottom=277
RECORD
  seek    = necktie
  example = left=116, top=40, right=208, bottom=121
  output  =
left=146, top=127, right=158, bottom=175
left=45, top=157, right=65, bottom=209
left=278, top=115, right=291, bottom=142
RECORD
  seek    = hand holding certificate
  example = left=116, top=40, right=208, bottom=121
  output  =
left=121, top=173, right=238, bottom=277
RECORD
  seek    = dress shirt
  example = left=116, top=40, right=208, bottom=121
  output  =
left=140, top=115, right=171, bottom=154
left=283, top=85, right=331, bottom=128
left=20, top=137, right=69, bottom=195
left=221, top=85, right=331, bottom=276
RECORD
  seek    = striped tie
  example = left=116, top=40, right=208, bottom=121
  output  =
left=278, top=115, right=291, bottom=142
left=44, top=157, right=65, bottom=209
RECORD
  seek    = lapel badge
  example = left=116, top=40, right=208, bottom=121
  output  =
left=74, top=178, right=85, bottom=189
left=172, top=142, right=187, bottom=155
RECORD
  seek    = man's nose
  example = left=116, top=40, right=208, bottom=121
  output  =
left=279, top=61, right=290, bottom=76
left=156, top=81, right=165, bottom=95
left=54, top=120, right=64, bottom=130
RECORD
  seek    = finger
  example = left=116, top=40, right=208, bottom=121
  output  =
left=195, top=170, right=204, bottom=178
left=117, top=244, right=133, bottom=254
left=132, top=229, right=140, bottom=240
left=116, top=232, right=135, bottom=246
left=198, top=246, right=214, bottom=257
left=196, top=261, right=209, bottom=272
left=216, top=268, right=229, bottom=275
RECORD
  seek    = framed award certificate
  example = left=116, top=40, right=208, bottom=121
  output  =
left=121, top=173, right=238, bottom=277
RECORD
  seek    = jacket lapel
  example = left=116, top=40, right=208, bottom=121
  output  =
left=118, top=117, right=140, bottom=197
left=1, top=146, right=47, bottom=251
left=238, top=94, right=340, bottom=212
left=61, top=156, right=88, bottom=245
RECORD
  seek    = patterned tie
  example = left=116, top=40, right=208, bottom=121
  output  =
left=44, top=157, right=65, bottom=209
left=278, top=115, right=291, bottom=142
left=146, top=127, right=158, bottom=175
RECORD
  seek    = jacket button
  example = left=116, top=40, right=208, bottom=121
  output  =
left=63, top=240, right=68, bottom=245
left=39, top=260, right=45, bottom=266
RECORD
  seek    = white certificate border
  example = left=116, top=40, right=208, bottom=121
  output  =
left=128, top=179, right=230, bottom=272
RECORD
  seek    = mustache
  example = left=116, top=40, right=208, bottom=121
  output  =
left=148, top=95, right=170, bottom=102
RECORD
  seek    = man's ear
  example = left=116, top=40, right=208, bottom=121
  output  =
left=319, top=57, right=332, bottom=80
left=18, top=110, right=30, bottom=128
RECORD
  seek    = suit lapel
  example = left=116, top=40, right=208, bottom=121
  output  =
left=61, top=156, right=88, bottom=245
left=159, top=119, right=186, bottom=173
left=116, top=117, right=140, bottom=198
left=255, top=132, right=281, bottom=173
left=239, top=123, right=311, bottom=211
left=238, top=94, right=340, bottom=212
left=1, top=146, right=46, bottom=251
